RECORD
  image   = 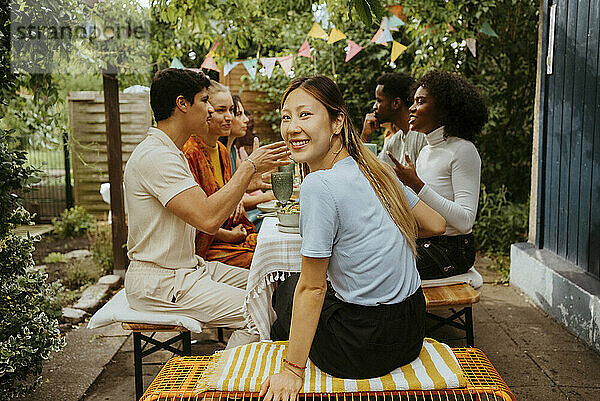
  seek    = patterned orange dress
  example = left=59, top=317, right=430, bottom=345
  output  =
left=182, top=136, right=257, bottom=269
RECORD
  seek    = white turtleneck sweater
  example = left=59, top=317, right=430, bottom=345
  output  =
left=416, top=126, right=481, bottom=236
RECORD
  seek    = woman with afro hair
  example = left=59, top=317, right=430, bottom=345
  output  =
left=389, top=70, right=488, bottom=279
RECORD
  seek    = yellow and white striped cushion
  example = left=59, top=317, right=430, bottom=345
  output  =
left=196, top=338, right=466, bottom=393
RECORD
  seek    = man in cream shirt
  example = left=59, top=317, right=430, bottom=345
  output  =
left=124, top=68, right=289, bottom=348
left=361, top=73, right=427, bottom=167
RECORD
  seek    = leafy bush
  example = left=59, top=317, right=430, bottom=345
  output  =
left=42, top=252, right=67, bottom=264
left=88, top=222, right=114, bottom=275
left=0, top=131, right=65, bottom=400
left=474, top=185, right=529, bottom=256
left=52, top=206, right=95, bottom=238
left=62, top=259, right=104, bottom=291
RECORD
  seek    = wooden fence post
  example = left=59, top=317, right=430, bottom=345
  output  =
left=102, top=71, right=128, bottom=274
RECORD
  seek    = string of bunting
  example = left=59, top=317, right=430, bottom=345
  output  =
left=173, top=7, right=498, bottom=79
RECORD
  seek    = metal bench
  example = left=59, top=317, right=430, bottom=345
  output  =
left=121, top=323, right=224, bottom=400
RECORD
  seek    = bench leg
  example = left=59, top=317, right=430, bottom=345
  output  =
left=465, top=307, right=474, bottom=347
left=182, top=330, right=192, bottom=355
left=133, top=332, right=144, bottom=401
left=218, top=327, right=224, bottom=343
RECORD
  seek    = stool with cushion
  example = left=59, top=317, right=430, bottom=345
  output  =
left=88, top=289, right=224, bottom=400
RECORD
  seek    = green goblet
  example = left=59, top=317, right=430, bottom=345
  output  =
left=278, top=161, right=296, bottom=177
left=271, top=171, right=294, bottom=207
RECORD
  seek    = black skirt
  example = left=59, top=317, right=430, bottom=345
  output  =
left=271, top=274, right=425, bottom=379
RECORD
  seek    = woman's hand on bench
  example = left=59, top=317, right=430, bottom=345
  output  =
left=260, top=368, right=303, bottom=401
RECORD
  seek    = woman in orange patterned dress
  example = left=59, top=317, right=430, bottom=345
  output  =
left=182, top=81, right=257, bottom=269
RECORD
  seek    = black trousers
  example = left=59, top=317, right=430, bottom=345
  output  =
left=271, top=274, right=426, bottom=379
left=416, top=233, right=476, bottom=279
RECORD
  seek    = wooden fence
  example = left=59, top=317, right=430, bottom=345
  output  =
left=68, top=71, right=276, bottom=217
left=68, top=91, right=152, bottom=216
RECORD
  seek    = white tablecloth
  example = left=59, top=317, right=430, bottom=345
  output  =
left=244, top=217, right=302, bottom=340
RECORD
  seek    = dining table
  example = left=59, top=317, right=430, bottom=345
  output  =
left=244, top=216, right=302, bottom=340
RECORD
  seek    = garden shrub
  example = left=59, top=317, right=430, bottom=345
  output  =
left=88, top=222, right=114, bottom=275
left=474, top=185, right=529, bottom=256
left=52, top=206, right=95, bottom=238
left=0, top=131, right=65, bottom=400
left=62, top=259, right=104, bottom=291
left=42, top=251, right=67, bottom=264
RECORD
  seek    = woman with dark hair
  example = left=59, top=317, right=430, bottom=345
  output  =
left=390, top=70, right=488, bottom=279
left=228, top=96, right=276, bottom=227
left=259, top=76, right=446, bottom=400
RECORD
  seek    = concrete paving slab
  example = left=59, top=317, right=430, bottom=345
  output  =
left=510, top=385, right=566, bottom=401
left=559, top=386, right=600, bottom=399
left=508, top=321, right=591, bottom=351
left=482, top=286, right=553, bottom=326
left=471, top=322, right=517, bottom=350
left=472, top=302, right=494, bottom=322
left=12, top=224, right=54, bottom=237
left=485, top=348, right=556, bottom=388
left=17, top=324, right=129, bottom=401
left=528, top=348, right=600, bottom=387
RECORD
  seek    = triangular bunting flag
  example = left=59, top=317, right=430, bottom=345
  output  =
left=170, top=57, right=185, bottom=69
left=466, top=38, right=477, bottom=57
left=201, top=56, right=219, bottom=72
left=391, top=41, right=407, bottom=62
left=223, top=61, right=240, bottom=77
left=242, top=59, right=258, bottom=79
left=376, top=28, right=394, bottom=44
left=387, top=15, right=404, bottom=29
left=260, top=57, right=277, bottom=78
left=479, top=21, right=498, bottom=37
left=298, top=40, right=313, bottom=60
left=371, top=27, right=388, bottom=46
left=207, top=41, right=219, bottom=57
left=387, top=5, right=407, bottom=21
left=327, top=28, right=346, bottom=44
left=277, top=55, right=294, bottom=77
left=308, top=22, right=328, bottom=40
left=371, top=27, right=383, bottom=42
left=345, top=40, right=362, bottom=62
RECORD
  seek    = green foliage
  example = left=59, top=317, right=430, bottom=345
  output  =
left=62, top=259, right=104, bottom=291
left=42, top=252, right=67, bottom=264
left=0, top=120, right=65, bottom=399
left=487, top=254, right=511, bottom=284
left=474, top=185, right=529, bottom=256
left=52, top=206, right=95, bottom=238
left=400, top=0, right=537, bottom=202
left=246, top=9, right=399, bottom=136
left=88, top=222, right=114, bottom=274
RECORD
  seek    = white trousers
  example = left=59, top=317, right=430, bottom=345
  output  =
left=124, top=260, right=258, bottom=349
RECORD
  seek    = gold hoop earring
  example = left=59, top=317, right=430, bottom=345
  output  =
left=329, top=133, right=343, bottom=155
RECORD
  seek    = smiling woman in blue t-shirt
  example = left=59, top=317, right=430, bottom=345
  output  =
left=260, top=76, right=446, bottom=401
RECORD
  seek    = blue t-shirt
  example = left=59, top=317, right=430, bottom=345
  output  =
left=299, top=157, right=421, bottom=306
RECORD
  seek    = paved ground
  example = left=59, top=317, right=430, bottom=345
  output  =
left=12, top=223, right=54, bottom=237
left=19, top=263, right=600, bottom=401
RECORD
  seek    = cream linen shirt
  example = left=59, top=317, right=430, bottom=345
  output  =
left=378, top=129, right=428, bottom=167
left=124, top=127, right=200, bottom=269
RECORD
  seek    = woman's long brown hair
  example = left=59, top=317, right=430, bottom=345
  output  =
left=281, top=76, right=418, bottom=255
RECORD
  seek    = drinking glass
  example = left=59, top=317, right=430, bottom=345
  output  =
left=278, top=161, right=296, bottom=177
left=271, top=171, right=294, bottom=207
